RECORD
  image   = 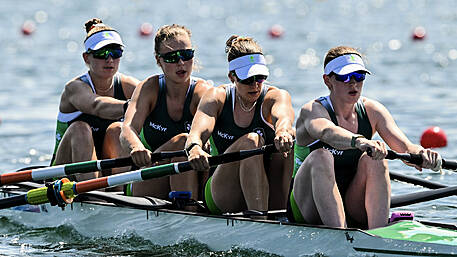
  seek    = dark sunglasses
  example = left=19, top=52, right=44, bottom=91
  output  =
left=89, top=48, right=123, bottom=60
left=332, top=72, right=366, bottom=83
left=235, top=74, right=268, bottom=85
left=157, top=49, right=195, bottom=63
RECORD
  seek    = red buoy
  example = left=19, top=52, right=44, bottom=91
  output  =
left=412, top=26, right=426, bottom=41
left=420, top=126, right=447, bottom=148
left=21, top=20, right=36, bottom=36
left=139, top=23, right=153, bottom=37
left=268, top=24, right=284, bottom=39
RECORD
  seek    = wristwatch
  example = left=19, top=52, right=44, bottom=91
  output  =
left=351, top=135, right=365, bottom=148
left=185, top=142, right=200, bottom=156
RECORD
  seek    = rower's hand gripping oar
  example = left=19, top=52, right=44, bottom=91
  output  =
left=0, top=144, right=276, bottom=210
left=0, top=150, right=186, bottom=186
left=366, top=149, right=457, bottom=207
left=368, top=149, right=457, bottom=170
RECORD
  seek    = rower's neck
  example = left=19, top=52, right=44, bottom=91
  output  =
left=88, top=71, right=114, bottom=93
left=329, top=95, right=357, bottom=119
left=165, top=77, right=190, bottom=99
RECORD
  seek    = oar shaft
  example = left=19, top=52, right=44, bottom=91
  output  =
left=75, top=163, right=179, bottom=194
left=0, top=150, right=187, bottom=186
left=391, top=185, right=457, bottom=208
left=0, top=145, right=276, bottom=209
left=0, top=194, right=27, bottom=209
left=0, top=157, right=132, bottom=186
left=390, top=171, right=447, bottom=189
left=74, top=145, right=274, bottom=194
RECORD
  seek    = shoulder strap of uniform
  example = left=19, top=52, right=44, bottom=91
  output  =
left=355, top=99, right=373, bottom=139
left=183, top=78, right=197, bottom=107
left=317, top=96, right=338, bottom=125
left=158, top=74, right=166, bottom=97
left=113, top=73, right=127, bottom=100
left=79, top=73, right=96, bottom=93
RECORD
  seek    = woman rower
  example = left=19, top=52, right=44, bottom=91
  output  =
left=51, top=18, right=139, bottom=181
left=288, top=46, right=442, bottom=229
left=186, top=35, right=295, bottom=215
left=118, top=24, right=212, bottom=199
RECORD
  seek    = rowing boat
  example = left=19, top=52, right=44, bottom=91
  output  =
left=1, top=181, right=456, bottom=257
left=1, top=147, right=457, bottom=256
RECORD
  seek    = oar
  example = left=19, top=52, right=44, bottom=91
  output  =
left=384, top=150, right=457, bottom=170
left=0, top=144, right=276, bottom=210
left=391, top=186, right=457, bottom=208
left=389, top=171, right=447, bottom=189
left=0, top=150, right=186, bottom=186
left=383, top=149, right=457, bottom=207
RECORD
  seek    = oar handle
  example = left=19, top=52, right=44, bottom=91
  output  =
left=175, top=144, right=277, bottom=172
left=385, top=150, right=423, bottom=165
left=100, top=156, right=133, bottom=169
left=385, top=150, right=457, bottom=170
left=152, top=150, right=186, bottom=161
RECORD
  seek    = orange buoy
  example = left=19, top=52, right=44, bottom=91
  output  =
left=420, top=126, right=447, bottom=148
left=139, top=23, right=153, bottom=37
left=21, top=20, right=36, bottom=36
left=268, top=24, right=284, bottom=39
left=412, top=26, right=426, bottom=41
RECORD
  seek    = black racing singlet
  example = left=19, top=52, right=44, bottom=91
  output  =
left=210, top=84, right=275, bottom=155
left=139, top=74, right=196, bottom=152
left=309, top=96, right=373, bottom=192
left=71, top=74, right=126, bottom=157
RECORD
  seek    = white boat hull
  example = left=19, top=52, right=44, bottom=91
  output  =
left=2, top=200, right=456, bottom=257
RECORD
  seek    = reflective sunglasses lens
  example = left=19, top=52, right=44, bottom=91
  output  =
left=179, top=49, right=195, bottom=61
left=161, top=49, right=194, bottom=63
left=335, top=72, right=365, bottom=83
left=239, top=75, right=267, bottom=85
left=92, top=48, right=123, bottom=59
left=353, top=73, right=366, bottom=82
left=161, top=52, right=179, bottom=63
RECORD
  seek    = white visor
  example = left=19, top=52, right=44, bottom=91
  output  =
left=324, top=54, right=371, bottom=75
left=228, top=54, right=269, bottom=80
left=84, top=30, right=124, bottom=52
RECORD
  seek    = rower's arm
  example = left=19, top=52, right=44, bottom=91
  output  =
left=368, top=99, right=442, bottom=171
left=368, top=100, right=421, bottom=153
left=304, top=101, right=362, bottom=150
left=267, top=88, right=295, bottom=154
left=120, top=78, right=155, bottom=153
left=65, top=80, right=126, bottom=120
left=186, top=86, right=225, bottom=150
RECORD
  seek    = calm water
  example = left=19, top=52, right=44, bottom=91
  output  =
left=2, top=0, right=457, bottom=255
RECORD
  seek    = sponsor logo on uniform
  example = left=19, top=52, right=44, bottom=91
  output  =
left=184, top=121, right=191, bottom=132
left=295, top=157, right=303, bottom=166
left=91, top=126, right=99, bottom=132
left=323, top=146, right=344, bottom=156
left=253, top=127, right=265, bottom=138
left=217, top=130, right=234, bottom=140
left=149, top=122, right=167, bottom=132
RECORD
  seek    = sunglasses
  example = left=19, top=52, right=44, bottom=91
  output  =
left=236, top=74, right=268, bottom=85
left=157, top=49, right=195, bottom=63
left=332, top=72, right=366, bottom=83
left=89, top=47, right=123, bottom=60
